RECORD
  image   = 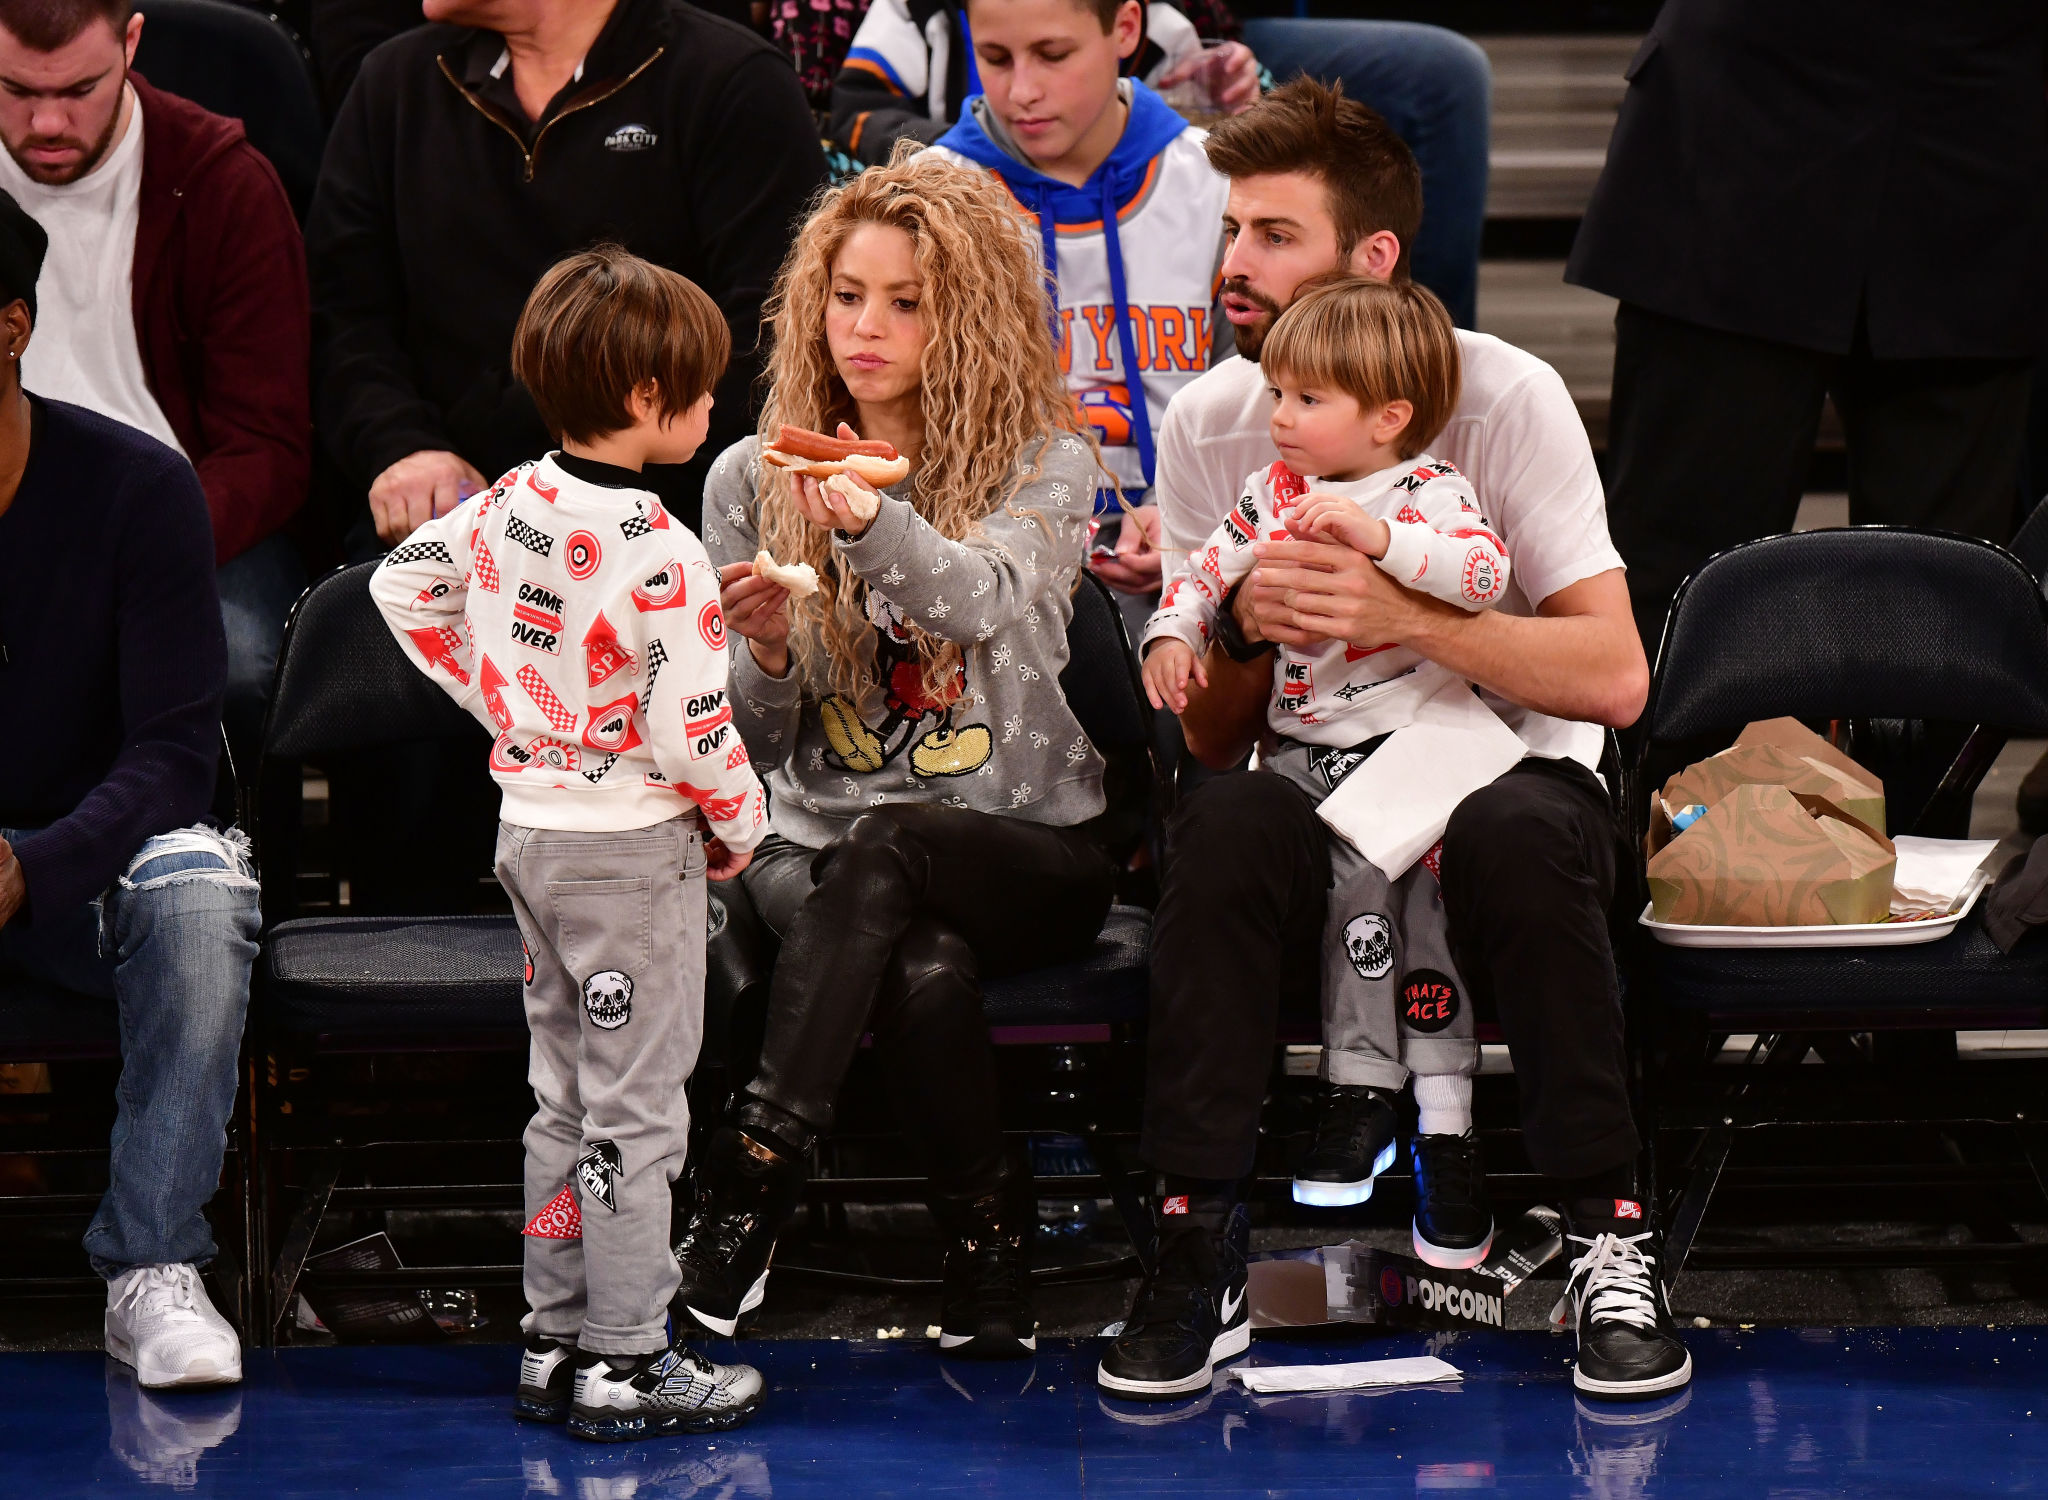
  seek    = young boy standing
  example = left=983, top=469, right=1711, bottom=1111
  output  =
left=371, top=248, right=769, bottom=1440
left=927, top=0, right=1231, bottom=516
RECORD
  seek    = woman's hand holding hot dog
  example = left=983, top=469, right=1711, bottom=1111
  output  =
left=719, top=559, right=793, bottom=678
left=794, top=469, right=880, bottom=538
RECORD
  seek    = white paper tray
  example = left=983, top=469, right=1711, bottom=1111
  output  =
left=1640, top=876, right=1988, bottom=949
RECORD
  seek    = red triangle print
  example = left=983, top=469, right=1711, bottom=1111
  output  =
left=522, top=1183, right=582, bottom=1240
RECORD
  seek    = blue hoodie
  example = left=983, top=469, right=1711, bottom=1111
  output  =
left=934, top=81, right=1229, bottom=501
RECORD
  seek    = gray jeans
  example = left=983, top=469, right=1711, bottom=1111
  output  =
left=1262, top=744, right=1478, bottom=1092
left=497, top=816, right=706, bottom=1355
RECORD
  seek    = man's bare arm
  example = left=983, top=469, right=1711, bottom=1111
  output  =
left=1246, top=540, right=1649, bottom=729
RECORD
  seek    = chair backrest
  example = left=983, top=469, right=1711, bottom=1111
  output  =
left=1635, top=528, right=2048, bottom=838
left=263, top=561, right=480, bottom=762
left=1646, top=529, right=2048, bottom=744
left=1059, top=570, right=1154, bottom=754
left=2008, top=494, right=2048, bottom=583
left=134, top=0, right=325, bottom=219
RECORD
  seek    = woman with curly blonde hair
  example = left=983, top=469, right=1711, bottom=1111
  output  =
left=674, top=148, right=1116, bottom=1364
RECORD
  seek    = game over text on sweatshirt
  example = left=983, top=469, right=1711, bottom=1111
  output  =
left=369, top=453, right=767, bottom=849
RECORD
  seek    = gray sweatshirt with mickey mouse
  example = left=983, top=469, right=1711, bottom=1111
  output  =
left=700, top=431, right=1108, bottom=851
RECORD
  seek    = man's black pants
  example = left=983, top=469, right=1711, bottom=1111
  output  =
left=1141, top=759, right=1637, bottom=1183
left=1607, top=302, right=2033, bottom=651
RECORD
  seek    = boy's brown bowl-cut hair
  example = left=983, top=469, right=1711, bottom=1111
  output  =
left=1203, top=77, right=1423, bottom=283
left=513, top=245, right=730, bottom=445
left=1261, top=274, right=1461, bottom=461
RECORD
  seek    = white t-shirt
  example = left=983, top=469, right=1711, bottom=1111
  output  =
left=1153, top=331, right=1622, bottom=769
left=0, top=87, right=184, bottom=455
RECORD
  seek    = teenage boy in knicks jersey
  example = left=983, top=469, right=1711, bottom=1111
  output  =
left=1099, top=80, right=1688, bottom=1406
left=926, top=0, right=1228, bottom=597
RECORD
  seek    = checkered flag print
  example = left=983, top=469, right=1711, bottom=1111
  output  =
left=581, top=752, right=621, bottom=783
left=384, top=539, right=455, bottom=568
left=643, top=638, right=669, bottom=693
left=472, top=542, right=501, bottom=593
left=506, top=515, right=554, bottom=558
left=517, top=665, right=578, bottom=733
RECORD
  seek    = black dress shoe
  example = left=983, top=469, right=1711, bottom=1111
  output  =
left=1553, top=1197, right=1693, bottom=1401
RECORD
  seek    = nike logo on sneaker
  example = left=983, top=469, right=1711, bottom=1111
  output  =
left=1219, top=1286, right=1244, bottom=1325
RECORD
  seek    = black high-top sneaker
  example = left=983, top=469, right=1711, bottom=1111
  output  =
left=1291, top=1084, right=1400, bottom=1207
left=671, top=1121, right=805, bottom=1338
left=1411, top=1129, right=1496, bottom=1270
left=933, top=1172, right=1037, bottom=1359
left=1552, top=1197, right=1693, bottom=1400
left=513, top=1336, right=582, bottom=1422
left=1096, top=1192, right=1250, bottom=1400
left=566, top=1343, right=766, bottom=1441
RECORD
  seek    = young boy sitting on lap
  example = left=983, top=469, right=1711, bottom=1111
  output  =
left=371, top=247, right=770, bottom=1440
left=1140, top=275, right=1512, bottom=1274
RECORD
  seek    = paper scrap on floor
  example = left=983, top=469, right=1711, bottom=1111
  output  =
left=1890, top=836, right=2001, bottom=919
left=1233, top=1355, right=1462, bottom=1394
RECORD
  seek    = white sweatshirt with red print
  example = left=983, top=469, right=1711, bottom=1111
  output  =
left=1141, top=455, right=1512, bottom=748
left=368, top=454, right=768, bottom=849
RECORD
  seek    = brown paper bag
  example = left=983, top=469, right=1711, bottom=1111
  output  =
left=1646, top=783, right=1897, bottom=926
left=1660, top=725, right=1885, bottom=835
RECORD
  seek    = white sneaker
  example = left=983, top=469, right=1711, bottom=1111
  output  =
left=106, top=1264, right=244, bottom=1388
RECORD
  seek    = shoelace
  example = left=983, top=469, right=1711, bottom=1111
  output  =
left=1417, top=1133, right=1484, bottom=1204
left=675, top=1199, right=755, bottom=1272
left=115, top=1265, right=205, bottom=1326
left=953, top=1234, right=1030, bottom=1317
left=1550, top=1231, right=1661, bottom=1333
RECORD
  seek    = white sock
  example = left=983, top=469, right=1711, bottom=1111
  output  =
left=1414, top=1073, right=1473, bottom=1138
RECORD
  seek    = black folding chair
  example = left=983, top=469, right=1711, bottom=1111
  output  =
left=1625, top=528, right=2048, bottom=1285
left=135, top=0, right=325, bottom=219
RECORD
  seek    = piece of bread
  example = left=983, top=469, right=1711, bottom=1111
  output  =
left=754, top=548, right=819, bottom=598
left=820, top=473, right=883, bottom=525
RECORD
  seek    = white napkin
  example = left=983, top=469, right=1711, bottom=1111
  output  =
left=1890, top=836, right=2001, bottom=918
left=1314, top=677, right=1527, bottom=880
left=1233, top=1355, right=1463, bottom=1393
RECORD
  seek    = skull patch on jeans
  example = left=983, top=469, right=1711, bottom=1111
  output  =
left=583, top=969, right=634, bottom=1029
left=1343, top=912, right=1394, bottom=981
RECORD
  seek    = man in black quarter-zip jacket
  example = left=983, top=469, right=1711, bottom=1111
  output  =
left=307, top=0, right=826, bottom=547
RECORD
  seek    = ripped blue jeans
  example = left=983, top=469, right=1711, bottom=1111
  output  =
left=0, top=825, right=260, bottom=1277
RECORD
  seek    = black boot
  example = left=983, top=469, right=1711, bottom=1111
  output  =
left=932, top=1168, right=1037, bottom=1359
left=1096, top=1187, right=1250, bottom=1400
left=1553, top=1195, right=1693, bottom=1401
left=671, top=1114, right=807, bottom=1338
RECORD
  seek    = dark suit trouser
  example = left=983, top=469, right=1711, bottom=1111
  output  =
left=1606, top=302, right=2033, bottom=653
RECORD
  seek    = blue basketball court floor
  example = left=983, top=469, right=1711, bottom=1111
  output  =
left=7, top=1325, right=2046, bottom=1496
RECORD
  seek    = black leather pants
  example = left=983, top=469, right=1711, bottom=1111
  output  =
left=738, top=804, right=1115, bottom=1193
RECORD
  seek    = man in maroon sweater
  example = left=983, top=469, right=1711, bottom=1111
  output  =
left=0, top=0, right=309, bottom=745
